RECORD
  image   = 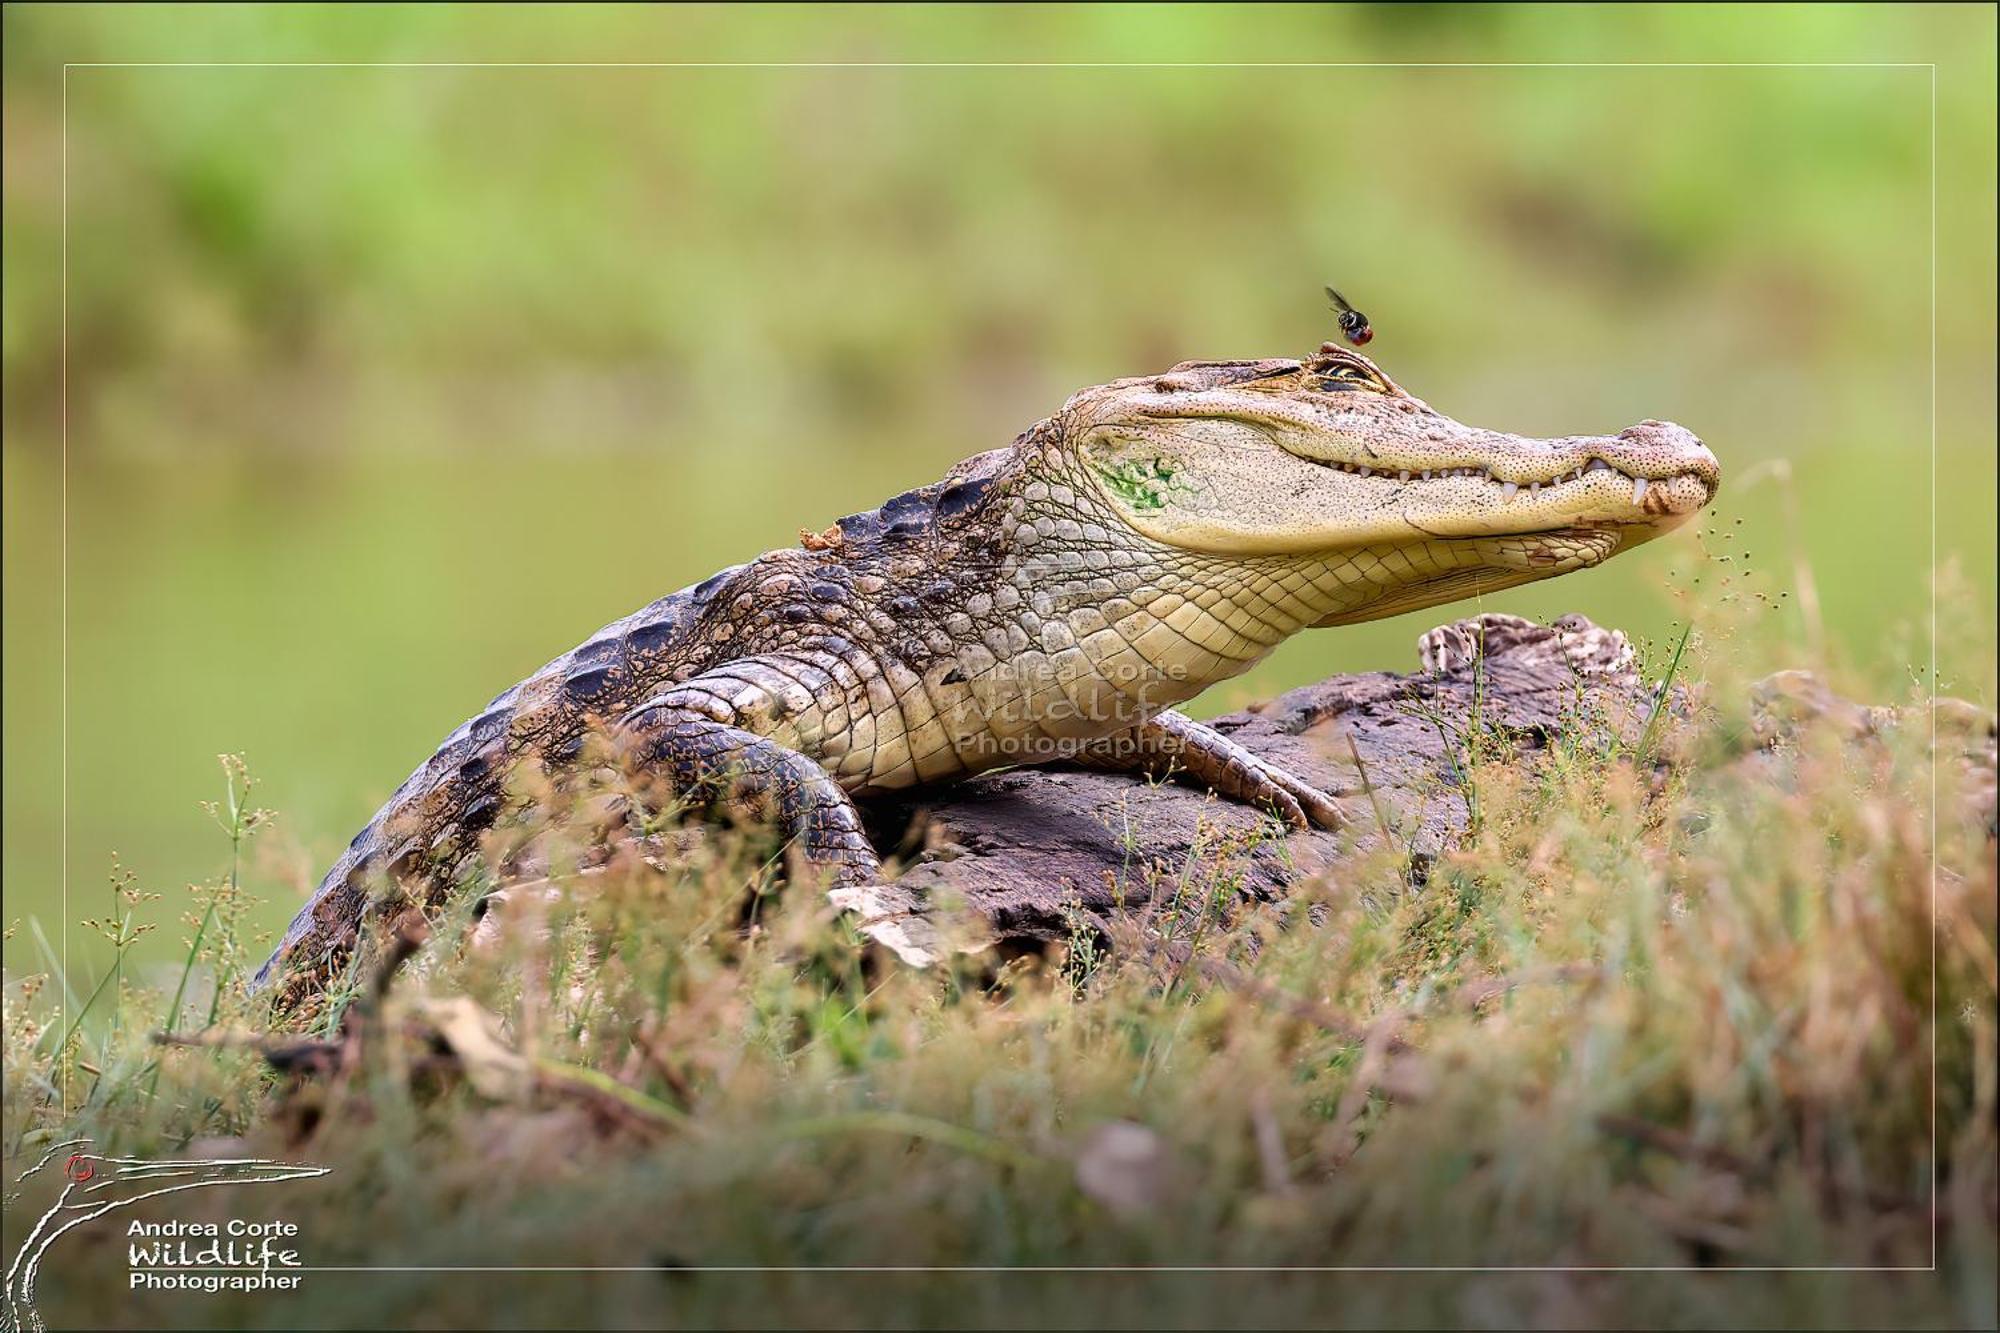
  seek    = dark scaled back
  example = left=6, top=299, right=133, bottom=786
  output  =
left=823, top=448, right=1012, bottom=552
left=878, top=489, right=934, bottom=538
left=259, top=440, right=1032, bottom=1001
left=625, top=592, right=695, bottom=657
left=937, top=476, right=992, bottom=517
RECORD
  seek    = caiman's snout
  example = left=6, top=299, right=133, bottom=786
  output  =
left=1598, top=418, right=1719, bottom=521
left=1615, top=419, right=1719, bottom=493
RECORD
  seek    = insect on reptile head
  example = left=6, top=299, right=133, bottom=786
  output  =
left=1064, top=343, right=1719, bottom=586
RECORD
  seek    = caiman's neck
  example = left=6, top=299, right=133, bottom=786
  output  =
left=991, top=455, right=1333, bottom=717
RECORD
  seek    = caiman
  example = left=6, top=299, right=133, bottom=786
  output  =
left=255, top=343, right=1717, bottom=1003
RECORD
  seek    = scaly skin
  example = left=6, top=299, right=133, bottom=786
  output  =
left=255, top=343, right=1718, bottom=1004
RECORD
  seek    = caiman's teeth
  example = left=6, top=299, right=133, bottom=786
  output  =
left=1294, top=453, right=1667, bottom=506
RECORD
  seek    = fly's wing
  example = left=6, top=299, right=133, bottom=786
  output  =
left=1325, top=286, right=1373, bottom=343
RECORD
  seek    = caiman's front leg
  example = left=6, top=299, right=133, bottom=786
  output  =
left=620, top=710, right=879, bottom=879
left=617, top=682, right=938, bottom=966
left=1073, top=709, right=1343, bottom=832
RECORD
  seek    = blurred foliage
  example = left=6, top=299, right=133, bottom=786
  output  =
left=2, top=4, right=1994, bottom=974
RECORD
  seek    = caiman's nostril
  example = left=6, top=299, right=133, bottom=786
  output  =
left=1614, top=419, right=1719, bottom=497
left=1618, top=419, right=1704, bottom=452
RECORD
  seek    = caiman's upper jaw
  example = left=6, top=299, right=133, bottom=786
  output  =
left=1281, top=419, right=1720, bottom=530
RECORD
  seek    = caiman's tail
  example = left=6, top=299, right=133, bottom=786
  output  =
left=250, top=587, right=701, bottom=1011
left=249, top=675, right=552, bottom=1007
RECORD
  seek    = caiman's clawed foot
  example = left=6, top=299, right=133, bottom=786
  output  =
left=1077, top=709, right=1342, bottom=832
left=618, top=695, right=940, bottom=966
left=1228, top=747, right=1345, bottom=832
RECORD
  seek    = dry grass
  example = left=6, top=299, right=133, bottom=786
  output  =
left=4, top=622, right=1994, bottom=1330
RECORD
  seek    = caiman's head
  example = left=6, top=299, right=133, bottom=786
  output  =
left=1057, top=343, right=1718, bottom=622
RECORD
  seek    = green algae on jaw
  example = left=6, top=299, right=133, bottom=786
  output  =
left=1091, top=456, right=1182, bottom=512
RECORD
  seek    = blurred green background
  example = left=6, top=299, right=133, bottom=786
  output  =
left=4, top=4, right=1995, bottom=978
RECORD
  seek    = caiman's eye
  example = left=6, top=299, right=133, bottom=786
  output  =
left=1312, top=364, right=1387, bottom=394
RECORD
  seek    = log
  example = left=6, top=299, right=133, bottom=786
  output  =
left=857, top=612, right=1659, bottom=952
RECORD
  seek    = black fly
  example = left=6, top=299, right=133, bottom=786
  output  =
left=1324, top=286, right=1373, bottom=347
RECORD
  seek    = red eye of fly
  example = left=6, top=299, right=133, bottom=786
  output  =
left=1349, top=328, right=1374, bottom=346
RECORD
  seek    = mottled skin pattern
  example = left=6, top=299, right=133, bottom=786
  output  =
left=255, top=343, right=1717, bottom=1003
